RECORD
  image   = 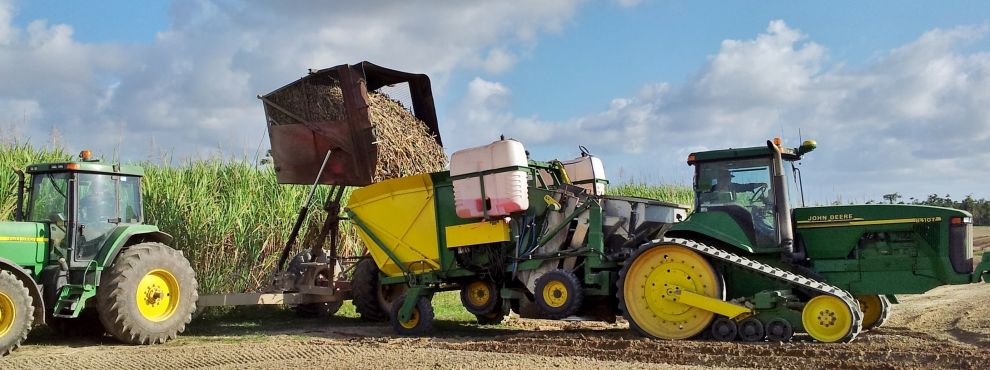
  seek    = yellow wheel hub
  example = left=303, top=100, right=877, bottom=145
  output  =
left=467, top=281, right=492, bottom=307
left=542, top=280, right=569, bottom=308
left=399, top=308, right=420, bottom=329
left=136, top=269, right=180, bottom=322
left=802, top=295, right=854, bottom=343
left=856, top=295, right=883, bottom=328
left=622, top=244, right=721, bottom=339
left=0, top=291, right=15, bottom=337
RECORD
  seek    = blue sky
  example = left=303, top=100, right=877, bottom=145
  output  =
left=2, top=0, right=990, bottom=203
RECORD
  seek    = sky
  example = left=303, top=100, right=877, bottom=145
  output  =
left=1, top=0, right=989, bottom=204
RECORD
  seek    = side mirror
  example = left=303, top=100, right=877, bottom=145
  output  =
left=50, top=213, right=66, bottom=228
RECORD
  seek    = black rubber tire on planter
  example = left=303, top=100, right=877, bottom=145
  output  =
left=97, top=242, right=198, bottom=345
left=533, top=269, right=583, bottom=319
left=474, top=298, right=507, bottom=325
left=460, top=280, right=499, bottom=316
left=286, top=250, right=343, bottom=318
left=352, top=258, right=405, bottom=322
left=389, top=293, right=434, bottom=335
left=0, top=270, right=34, bottom=356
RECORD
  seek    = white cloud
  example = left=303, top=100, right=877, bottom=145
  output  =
left=0, top=0, right=581, bottom=157
left=445, top=21, right=990, bottom=200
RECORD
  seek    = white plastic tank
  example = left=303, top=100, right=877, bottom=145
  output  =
left=561, top=152, right=607, bottom=195
left=450, top=139, right=529, bottom=219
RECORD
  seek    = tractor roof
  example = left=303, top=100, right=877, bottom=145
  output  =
left=26, top=160, right=144, bottom=177
left=687, top=145, right=802, bottom=165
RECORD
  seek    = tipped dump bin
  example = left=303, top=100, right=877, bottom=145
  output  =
left=260, top=61, right=445, bottom=186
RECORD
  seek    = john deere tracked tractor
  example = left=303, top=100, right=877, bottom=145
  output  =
left=619, top=139, right=990, bottom=342
left=0, top=151, right=197, bottom=355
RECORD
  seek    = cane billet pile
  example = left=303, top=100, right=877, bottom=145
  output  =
left=266, top=79, right=447, bottom=182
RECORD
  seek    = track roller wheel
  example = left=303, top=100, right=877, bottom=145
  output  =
left=856, top=295, right=890, bottom=331
left=534, top=269, right=583, bottom=319
left=460, top=280, right=499, bottom=316
left=0, top=270, right=33, bottom=356
left=765, top=318, right=794, bottom=342
left=710, top=317, right=738, bottom=341
left=97, top=242, right=197, bottom=345
left=618, top=241, right=723, bottom=340
left=738, top=317, right=765, bottom=342
left=390, top=294, right=434, bottom=335
left=801, top=295, right=856, bottom=343
left=352, top=258, right=405, bottom=322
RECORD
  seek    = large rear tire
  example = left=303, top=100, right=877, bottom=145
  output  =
left=0, top=270, right=34, bottom=356
left=352, top=258, right=404, bottom=322
left=97, top=242, right=198, bottom=344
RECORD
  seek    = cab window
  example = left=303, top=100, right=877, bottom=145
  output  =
left=695, top=158, right=778, bottom=247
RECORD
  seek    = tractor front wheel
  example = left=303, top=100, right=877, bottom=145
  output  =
left=97, top=242, right=198, bottom=345
left=0, top=270, right=34, bottom=356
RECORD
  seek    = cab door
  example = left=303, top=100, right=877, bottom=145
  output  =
left=71, top=173, right=120, bottom=266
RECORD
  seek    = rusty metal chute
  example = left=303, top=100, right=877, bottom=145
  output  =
left=260, top=61, right=442, bottom=186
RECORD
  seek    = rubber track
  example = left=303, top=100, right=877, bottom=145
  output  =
left=636, top=237, right=864, bottom=342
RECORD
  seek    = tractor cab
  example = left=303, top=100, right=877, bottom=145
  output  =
left=16, top=151, right=145, bottom=268
left=671, top=139, right=817, bottom=253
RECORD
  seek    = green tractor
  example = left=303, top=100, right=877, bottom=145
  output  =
left=0, top=151, right=197, bottom=355
left=619, top=139, right=990, bottom=342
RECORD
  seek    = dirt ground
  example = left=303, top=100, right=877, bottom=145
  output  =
left=1, top=279, right=987, bottom=370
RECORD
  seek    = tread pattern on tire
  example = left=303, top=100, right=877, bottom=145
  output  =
left=352, top=258, right=388, bottom=322
left=96, top=242, right=198, bottom=345
left=389, top=294, right=434, bottom=335
left=0, top=270, right=34, bottom=356
left=534, top=269, right=583, bottom=320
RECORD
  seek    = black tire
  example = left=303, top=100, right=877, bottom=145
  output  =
left=389, top=294, right=434, bottom=335
left=460, top=280, right=499, bottom=316
left=738, top=317, right=765, bottom=342
left=765, top=318, right=794, bottom=342
left=710, top=317, right=738, bottom=341
left=474, top=298, right=507, bottom=325
left=97, top=242, right=198, bottom=345
left=352, top=258, right=404, bottom=322
left=49, top=310, right=106, bottom=337
left=0, top=270, right=35, bottom=356
left=534, top=269, right=583, bottom=319
left=286, top=250, right=342, bottom=318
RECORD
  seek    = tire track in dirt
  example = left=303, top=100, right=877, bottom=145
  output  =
left=0, top=337, right=730, bottom=370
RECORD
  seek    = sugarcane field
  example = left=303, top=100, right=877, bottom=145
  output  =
left=1, top=2, right=989, bottom=370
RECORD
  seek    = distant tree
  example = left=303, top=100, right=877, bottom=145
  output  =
left=882, top=193, right=902, bottom=204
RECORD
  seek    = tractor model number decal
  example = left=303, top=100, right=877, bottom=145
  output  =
left=797, top=216, right=943, bottom=229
